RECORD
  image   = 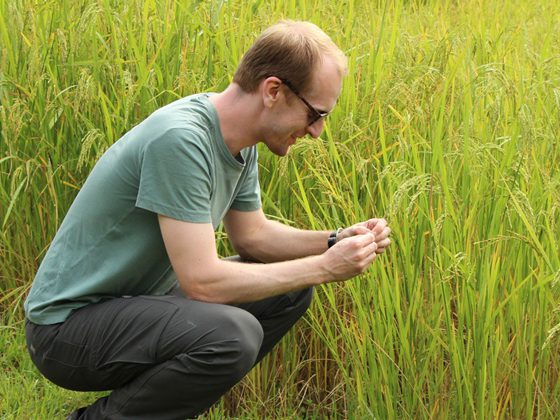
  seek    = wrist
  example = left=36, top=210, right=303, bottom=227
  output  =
left=314, top=254, right=335, bottom=284
left=327, top=227, right=343, bottom=248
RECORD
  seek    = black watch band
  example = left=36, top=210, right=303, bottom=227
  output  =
left=327, top=228, right=343, bottom=248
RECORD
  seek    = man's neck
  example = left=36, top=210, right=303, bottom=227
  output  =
left=208, top=84, right=262, bottom=157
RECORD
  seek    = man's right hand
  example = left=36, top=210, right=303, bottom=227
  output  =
left=322, top=232, right=378, bottom=282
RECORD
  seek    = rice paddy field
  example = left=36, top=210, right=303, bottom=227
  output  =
left=1, top=0, right=559, bottom=418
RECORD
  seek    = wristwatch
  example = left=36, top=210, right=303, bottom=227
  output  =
left=327, top=228, right=343, bottom=248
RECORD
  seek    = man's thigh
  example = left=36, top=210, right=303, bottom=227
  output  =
left=26, top=294, right=261, bottom=391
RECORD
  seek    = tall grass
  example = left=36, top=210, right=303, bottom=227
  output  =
left=1, top=0, right=559, bottom=418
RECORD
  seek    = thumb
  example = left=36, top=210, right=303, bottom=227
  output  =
left=352, top=225, right=371, bottom=236
left=358, top=231, right=376, bottom=244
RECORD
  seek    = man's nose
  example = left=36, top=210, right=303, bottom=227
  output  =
left=306, top=118, right=325, bottom=138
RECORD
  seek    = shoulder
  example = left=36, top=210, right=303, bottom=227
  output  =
left=152, top=93, right=216, bottom=127
left=145, top=94, right=218, bottom=147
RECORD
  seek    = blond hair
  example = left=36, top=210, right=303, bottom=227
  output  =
left=233, top=20, right=348, bottom=94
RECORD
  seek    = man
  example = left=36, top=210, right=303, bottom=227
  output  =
left=24, top=20, right=391, bottom=419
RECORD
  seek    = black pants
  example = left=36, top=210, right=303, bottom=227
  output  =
left=25, top=286, right=313, bottom=419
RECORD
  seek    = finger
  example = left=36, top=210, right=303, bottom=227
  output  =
left=375, top=227, right=392, bottom=241
left=363, top=231, right=376, bottom=244
left=375, top=239, right=391, bottom=253
left=352, top=232, right=376, bottom=248
left=343, top=232, right=375, bottom=248
left=364, top=218, right=379, bottom=230
left=357, top=242, right=378, bottom=269
left=367, top=240, right=378, bottom=254
left=351, top=225, right=371, bottom=236
left=364, top=247, right=378, bottom=266
left=372, top=219, right=387, bottom=235
left=376, top=237, right=391, bottom=247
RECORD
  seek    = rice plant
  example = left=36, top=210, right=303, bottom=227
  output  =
left=1, top=0, right=559, bottom=418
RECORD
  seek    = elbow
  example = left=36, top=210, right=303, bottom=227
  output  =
left=230, top=239, right=256, bottom=262
left=230, top=237, right=265, bottom=263
left=237, top=248, right=259, bottom=263
left=179, top=278, right=205, bottom=301
left=176, top=265, right=230, bottom=304
left=180, top=279, right=225, bottom=304
left=183, top=286, right=214, bottom=303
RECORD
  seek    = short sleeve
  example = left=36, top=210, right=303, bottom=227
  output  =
left=136, top=129, right=213, bottom=223
left=230, top=147, right=262, bottom=212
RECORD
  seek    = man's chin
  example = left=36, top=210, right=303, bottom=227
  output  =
left=265, top=143, right=290, bottom=157
left=273, top=149, right=289, bottom=157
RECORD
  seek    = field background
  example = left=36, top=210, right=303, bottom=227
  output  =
left=1, top=0, right=559, bottom=418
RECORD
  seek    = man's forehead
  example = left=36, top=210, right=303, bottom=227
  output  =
left=307, top=64, right=343, bottom=111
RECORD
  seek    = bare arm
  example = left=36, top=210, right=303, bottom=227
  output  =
left=159, top=214, right=378, bottom=304
left=223, top=209, right=392, bottom=263
left=223, top=208, right=331, bottom=262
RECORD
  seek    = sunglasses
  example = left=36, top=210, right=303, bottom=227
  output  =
left=279, top=78, right=330, bottom=126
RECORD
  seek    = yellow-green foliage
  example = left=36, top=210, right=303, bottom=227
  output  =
left=1, top=0, right=559, bottom=418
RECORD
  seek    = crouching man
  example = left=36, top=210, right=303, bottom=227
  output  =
left=24, top=20, right=391, bottom=419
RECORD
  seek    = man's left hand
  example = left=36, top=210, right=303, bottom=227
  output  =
left=337, top=218, right=391, bottom=254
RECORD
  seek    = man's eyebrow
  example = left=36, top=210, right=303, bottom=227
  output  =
left=318, top=103, right=337, bottom=115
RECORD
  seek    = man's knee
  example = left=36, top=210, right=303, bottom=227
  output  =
left=218, top=308, right=264, bottom=379
left=169, top=303, right=263, bottom=380
left=287, top=287, right=314, bottom=315
left=298, top=287, right=314, bottom=311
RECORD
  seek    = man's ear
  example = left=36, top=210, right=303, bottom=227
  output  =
left=261, top=77, right=282, bottom=108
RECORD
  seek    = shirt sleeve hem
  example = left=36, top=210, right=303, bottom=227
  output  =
left=136, top=199, right=211, bottom=223
left=229, top=201, right=262, bottom=212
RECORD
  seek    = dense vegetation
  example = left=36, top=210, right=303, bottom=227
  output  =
left=1, top=0, right=559, bottom=418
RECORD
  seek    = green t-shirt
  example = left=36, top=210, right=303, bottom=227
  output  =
left=24, top=93, right=261, bottom=325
